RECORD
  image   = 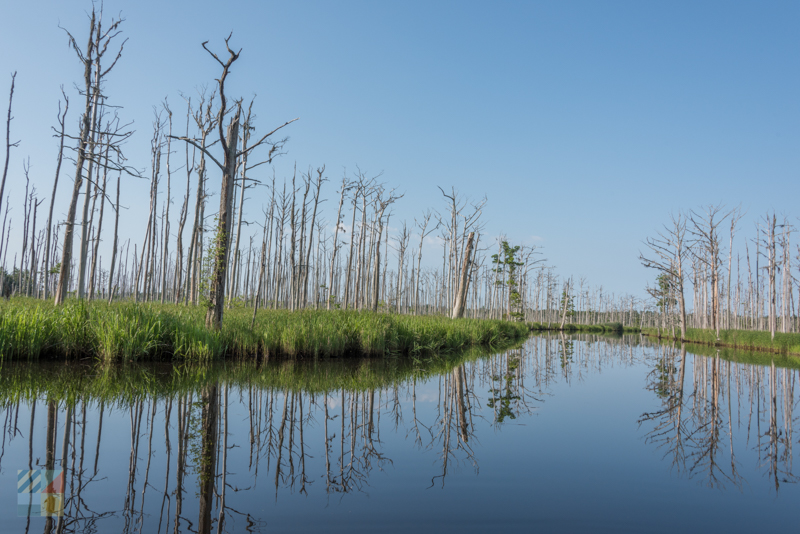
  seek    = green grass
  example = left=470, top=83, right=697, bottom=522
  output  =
left=641, top=326, right=800, bottom=357
left=0, top=297, right=529, bottom=362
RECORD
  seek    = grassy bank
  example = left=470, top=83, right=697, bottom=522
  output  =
left=0, top=298, right=529, bottom=361
left=641, top=327, right=800, bottom=357
left=528, top=321, right=640, bottom=334
left=641, top=335, right=800, bottom=370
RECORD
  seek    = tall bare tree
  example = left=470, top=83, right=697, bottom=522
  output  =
left=689, top=204, right=732, bottom=337
left=171, top=35, right=297, bottom=329
left=0, top=71, right=18, bottom=268
left=640, top=212, right=691, bottom=339
left=55, top=7, right=127, bottom=304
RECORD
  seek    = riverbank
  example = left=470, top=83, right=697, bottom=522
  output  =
left=0, top=298, right=529, bottom=361
left=529, top=321, right=640, bottom=334
left=641, top=327, right=800, bottom=357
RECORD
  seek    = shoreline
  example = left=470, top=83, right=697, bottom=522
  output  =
left=641, top=327, right=800, bottom=358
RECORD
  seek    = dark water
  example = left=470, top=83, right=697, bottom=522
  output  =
left=1, top=334, right=799, bottom=533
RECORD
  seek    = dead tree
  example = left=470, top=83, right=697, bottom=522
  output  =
left=302, top=166, right=326, bottom=307
left=393, top=221, right=411, bottom=313
left=171, top=35, right=297, bottom=329
left=414, top=210, right=438, bottom=314
left=689, top=204, right=732, bottom=337
left=451, top=231, right=475, bottom=319
left=55, top=8, right=127, bottom=304
left=43, top=91, right=68, bottom=300
left=107, top=170, right=120, bottom=302
left=183, top=91, right=217, bottom=305
left=0, top=71, right=18, bottom=268
left=87, top=131, right=112, bottom=300
left=160, top=101, right=173, bottom=303
left=370, top=188, right=403, bottom=312
left=327, top=173, right=352, bottom=309
left=640, top=212, right=691, bottom=339
left=172, top=98, right=194, bottom=303
left=227, top=98, right=255, bottom=307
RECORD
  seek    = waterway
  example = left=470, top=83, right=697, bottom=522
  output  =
left=0, top=333, right=798, bottom=532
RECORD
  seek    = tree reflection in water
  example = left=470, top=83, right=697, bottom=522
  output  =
left=0, top=335, right=797, bottom=532
left=639, top=341, right=798, bottom=491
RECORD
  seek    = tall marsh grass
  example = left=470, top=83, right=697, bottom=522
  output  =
left=642, top=327, right=800, bottom=357
left=0, top=298, right=528, bottom=362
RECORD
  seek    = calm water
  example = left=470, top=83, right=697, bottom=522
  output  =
left=1, top=334, right=799, bottom=533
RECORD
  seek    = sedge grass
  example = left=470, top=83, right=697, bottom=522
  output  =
left=0, top=297, right=528, bottom=362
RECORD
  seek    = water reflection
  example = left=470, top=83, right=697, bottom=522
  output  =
left=0, top=334, right=797, bottom=532
left=640, top=341, right=798, bottom=491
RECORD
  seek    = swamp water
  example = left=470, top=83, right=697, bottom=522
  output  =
left=0, top=334, right=798, bottom=533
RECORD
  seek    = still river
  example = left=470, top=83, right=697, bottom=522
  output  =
left=0, top=333, right=798, bottom=533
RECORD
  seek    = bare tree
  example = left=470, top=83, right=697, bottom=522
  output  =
left=640, top=212, right=691, bottom=339
left=171, top=35, right=297, bottom=328
left=0, top=71, right=18, bottom=268
left=370, top=188, right=402, bottom=311
left=55, top=7, right=127, bottom=304
left=689, top=204, right=733, bottom=337
left=327, top=173, right=351, bottom=309
left=451, top=231, right=475, bottom=319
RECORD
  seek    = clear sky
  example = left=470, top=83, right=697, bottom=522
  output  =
left=0, top=0, right=797, bottom=300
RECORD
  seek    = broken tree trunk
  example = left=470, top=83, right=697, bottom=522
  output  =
left=451, top=231, right=475, bottom=319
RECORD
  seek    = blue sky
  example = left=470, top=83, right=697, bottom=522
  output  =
left=0, top=0, right=797, bottom=299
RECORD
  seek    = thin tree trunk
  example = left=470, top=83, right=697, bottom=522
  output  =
left=451, top=232, right=475, bottom=319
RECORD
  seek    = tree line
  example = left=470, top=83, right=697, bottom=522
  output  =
left=0, top=7, right=641, bottom=330
left=641, top=204, right=798, bottom=339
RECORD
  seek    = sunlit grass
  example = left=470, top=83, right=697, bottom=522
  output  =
left=0, top=297, right=529, bottom=362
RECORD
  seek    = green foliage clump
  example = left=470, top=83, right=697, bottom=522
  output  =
left=492, top=241, right=525, bottom=320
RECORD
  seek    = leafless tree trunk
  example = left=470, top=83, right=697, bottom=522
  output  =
left=88, top=138, right=111, bottom=300
left=327, top=175, right=350, bottom=309
left=641, top=212, right=691, bottom=339
left=107, top=171, right=120, bottom=301
left=55, top=9, right=126, bottom=304
left=173, top=100, right=194, bottom=303
left=0, top=72, right=18, bottom=269
left=160, top=102, right=173, bottom=303
left=451, top=231, right=475, bottom=319
left=690, top=204, right=732, bottom=337
left=343, top=186, right=360, bottom=309
left=43, top=92, right=68, bottom=300
left=228, top=99, right=254, bottom=307
left=371, top=189, right=402, bottom=312
left=170, top=36, right=296, bottom=328
left=302, top=166, right=325, bottom=307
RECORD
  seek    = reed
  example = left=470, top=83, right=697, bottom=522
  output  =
left=0, top=297, right=529, bottom=361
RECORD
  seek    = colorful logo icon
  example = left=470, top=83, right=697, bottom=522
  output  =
left=17, top=469, right=64, bottom=517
